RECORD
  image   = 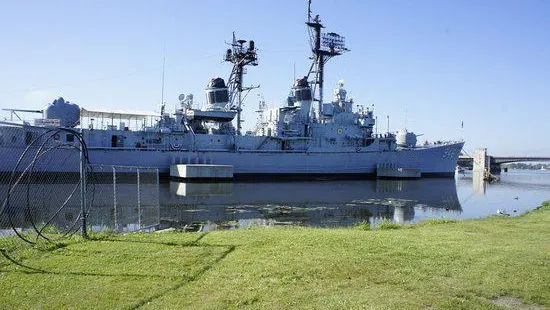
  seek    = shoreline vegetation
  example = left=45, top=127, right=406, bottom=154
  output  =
left=501, top=163, right=548, bottom=170
left=1, top=201, right=548, bottom=309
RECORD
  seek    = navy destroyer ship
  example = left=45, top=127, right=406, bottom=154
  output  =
left=0, top=2, right=463, bottom=178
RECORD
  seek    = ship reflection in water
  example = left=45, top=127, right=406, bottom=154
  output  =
left=161, top=179, right=462, bottom=231
left=0, top=179, right=461, bottom=234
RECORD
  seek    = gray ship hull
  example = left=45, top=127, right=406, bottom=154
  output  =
left=0, top=141, right=464, bottom=178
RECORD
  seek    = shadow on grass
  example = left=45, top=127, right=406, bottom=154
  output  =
left=0, top=232, right=237, bottom=309
left=127, top=242, right=236, bottom=309
left=87, top=230, right=210, bottom=246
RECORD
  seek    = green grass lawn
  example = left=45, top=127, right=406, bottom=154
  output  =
left=1, top=202, right=549, bottom=309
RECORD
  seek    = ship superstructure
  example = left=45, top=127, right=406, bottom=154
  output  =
left=0, top=2, right=463, bottom=178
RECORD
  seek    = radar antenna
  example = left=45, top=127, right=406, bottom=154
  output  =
left=305, top=1, right=349, bottom=121
left=225, top=32, right=259, bottom=135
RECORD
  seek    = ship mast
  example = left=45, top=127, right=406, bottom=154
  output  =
left=306, top=0, right=348, bottom=121
left=225, top=33, right=259, bottom=135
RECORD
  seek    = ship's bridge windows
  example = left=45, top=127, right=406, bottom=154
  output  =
left=207, top=89, right=229, bottom=104
left=295, top=88, right=312, bottom=101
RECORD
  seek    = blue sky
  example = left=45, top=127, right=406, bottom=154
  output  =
left=1, top=0, right=549, bottom=156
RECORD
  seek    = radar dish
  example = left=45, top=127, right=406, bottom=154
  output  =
left=178, top=94, right=186, bottom=101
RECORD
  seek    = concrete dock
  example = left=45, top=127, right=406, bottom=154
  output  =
left=170, top=164, right=233, bottom=181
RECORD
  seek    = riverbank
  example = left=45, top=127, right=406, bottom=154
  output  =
left=1, top=202, right=548, bottom=309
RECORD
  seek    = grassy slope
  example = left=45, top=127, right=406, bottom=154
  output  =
left=0, top=202, right=548, bottom=310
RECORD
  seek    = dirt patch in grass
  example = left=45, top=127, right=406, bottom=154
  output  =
left=492, top=296, right=546, bottom=310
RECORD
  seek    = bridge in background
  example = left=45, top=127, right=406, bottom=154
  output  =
left=458, top=154, right=550, bottom=173
left=490, top=157, right=550, bottom=164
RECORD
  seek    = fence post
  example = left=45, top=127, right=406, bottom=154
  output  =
left=80, top=140, right=88, bottom=238
left=137, top=167, right=141, bottom=230
left=113, top=166, right=118, bottom=232
left=156, top=169, right=160, bottom=208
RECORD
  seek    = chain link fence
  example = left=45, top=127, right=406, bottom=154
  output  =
left=0, top=123, right=159, bottom=266
left=88, top=165, right=160, bottom=234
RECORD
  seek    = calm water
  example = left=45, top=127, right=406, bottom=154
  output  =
left=1, top=170, right=549, bottom=234
left=158, top=170, right=550, bottom=231
left=455, top=170, right=550, bottom=219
